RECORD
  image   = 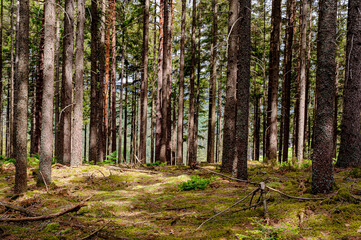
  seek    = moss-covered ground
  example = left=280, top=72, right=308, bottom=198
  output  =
left=0, top=161, right=361, bottom=239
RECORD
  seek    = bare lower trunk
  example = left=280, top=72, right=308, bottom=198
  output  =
left=312, top=0, right=337, bottom=194
left=71, top=0, right=85, bottom=167
left=111, top=0, right=116, bottom=153
left=38, top=0, right=56, bottom=185
left=14, top=0, right=29, bottom=194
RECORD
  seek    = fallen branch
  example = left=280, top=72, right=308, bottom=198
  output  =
left=196, top=188, right=260, bottom=230
left=81, top=221, right=111, bottom=240
left=104, top=166, right=157, bottom=174
left=0, top=202, right=39, bottom=217
left=0, top=196, right=92, bottom=222
left=266, top=186, right=324, bottom=201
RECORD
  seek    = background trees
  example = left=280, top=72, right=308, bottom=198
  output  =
left=0, top=0, right=358, bottom=194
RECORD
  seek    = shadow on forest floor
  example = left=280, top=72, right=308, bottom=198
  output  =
left=0, top=161, right=361, bottom=239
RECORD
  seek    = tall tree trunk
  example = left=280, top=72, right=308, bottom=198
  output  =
left=89, top=0, right=98, bottom=163
left=139, top=0, right=150, bottom=163
left=71, top=0, right=85, bottom=167
left=117, top=36, right=124, bottom=164
left=312, top=0, right=337, bottom=194
left=97, top=0, right=106, bottom=163
left=123, top=60, right=128, bottom=162
left=32, top=11, right=45, bottom=155
left=206, top=0, right=218, bottom=164
left=297, top=0, right=308, bottom=165
left=222, top=0, right=238, bottom=173
left=54, top=5, right=61, bottom=160
left=14, top=0, right=29, bottom=194
left=8, top=0, right=14, bottom=158
left=155, top=0, right=164, bottom=161
left=266, top=0, right=282, bottom=162
left=38, top=0, right=56, bottom=185
left=151, top=7, right=157, bottom=164
left=160, top=0, right=172, bottom=163
left=337, top=0, right=361, bottom=168
left=0, top=0, right=3, bottom=156
left=176, top=0, right=186, bottom=165
left=59, top=0, right=74, bottom=165
left=216, top=64, right=223, bottom=163
left=253, top=86, right=260, bottom=161
left=111, top=0, right=117, bottom=153
left=104, top=0, right=111, bottom=157
left=235, top=0, right=251, bottom=180
left=187, top=0, right=197, bottom=167
left=194, top=7, right=201, bottom=164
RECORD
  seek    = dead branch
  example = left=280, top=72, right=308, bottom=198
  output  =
left=81, top=221, right=111, bottom=240
left=0, top=202, right=39, bottom=217
left=196, top=188, right=260, bottom=230
left=266, top=186, right=325, bottom=201
left=104, top=166, right=157, bottom=174
left=0, top=196, right=92, bottom=222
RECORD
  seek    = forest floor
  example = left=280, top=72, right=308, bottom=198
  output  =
left=0, top=160, right=361, bottom=240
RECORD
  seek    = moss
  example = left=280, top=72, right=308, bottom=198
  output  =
left=327, top=188, right=359, bottom=204
left=60, top=228, right=72, bottom=235
left=348, top=168, right=361, bottom=178
left=44, top=222, right=60, bottom=233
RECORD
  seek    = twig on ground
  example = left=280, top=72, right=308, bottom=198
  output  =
left=266, top=186, right=324, bottom=201
left=0, top=202, right=39, bottom=217
left=196, top=188, right=260, bottom=230
left=81, top=221, right=111, bottom=240
left=0, top=196, right=92, bottom=222
left=97, top=170, right=106, bottom=178
left=39, top=171, right=49, bottom=192
left=104, top=165, right=157, bottom=174
left=231, top=203, right=263, bottom=214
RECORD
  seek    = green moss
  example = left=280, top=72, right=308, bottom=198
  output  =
left=60, top=228, right=72, bottom=235
left=327, top=188, right=359, bottom=204
left=44, top=222, right=60, bottom=233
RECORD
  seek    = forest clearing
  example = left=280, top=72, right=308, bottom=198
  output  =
left=0, top=160, right=361, bottom=239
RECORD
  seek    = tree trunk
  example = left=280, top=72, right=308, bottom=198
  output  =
left=14, top=0, right=29, bottom=194
left=104, top=0, right=111, bottom=157
left=160, top=0, right=172, bottom=163
left=123, top=60, right=128, bottom=162
left=59, top=0, right=74, bottom=165
left=312, top=0, right=337, bottom=194
left=139, top=0, right=150, bottom=164
left=111, top=0, right=117, bottom=153
left=32, top=11, right=45, bottom=155
left=337, top=0, right=361, bottom=168
left=206, top=0, right=218, bottom=164
left=71, top=0, right=85, bottom=167
left=38, top=0, right=56, bottom=185
left=8, top=0, right=14, bottom=158
left=155, top=0, right=164, bottom=162
left=117, top=37, right=125, bottom=164
left=151, top=8, right=157, bottom=164
left=297, top=0, right=308, bottom=165
left=216, top=64, right=223, bottom=163
left=54, top=5, right=61, bottom=160
left=176, top=0, right=186, bottom=165
left=266, top=0, right=281, bottom=162
left=89, top=0, right=98, bottom=163
left=235, top=0, right=251, bottom=180
left=0, top=0, right=3, bottom=156
left=221, top=0, right=238, bottom=173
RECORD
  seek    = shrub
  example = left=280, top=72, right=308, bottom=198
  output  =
left=178, top=175, right=213, bottom=191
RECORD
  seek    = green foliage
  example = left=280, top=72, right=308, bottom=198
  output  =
left=237, top=217, right=299, bottom=240
left=146, top=161, right=167, bottom=167
left=104, top=151, right=118, bottom=164
left=44, top=222, right=60, bottom=233
left=348, top=168, right=361, bottom=179
left=178, top=175, right=215, bottom=191
left=0, top=156, right=16, bottom=165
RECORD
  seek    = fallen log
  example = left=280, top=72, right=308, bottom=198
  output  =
left=0, top=202, right=39, bottom=217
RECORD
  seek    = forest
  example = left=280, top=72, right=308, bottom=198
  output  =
left=0, top=0, right=361, bottom=239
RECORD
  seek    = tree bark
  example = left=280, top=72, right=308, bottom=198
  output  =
left=297, top=0, right=308, bottom=165
left=160, top=0, right=172, bottom=163
left=155, top=0, right=164, bottom=162
left=206, top=0, right=218, bottom=164
left=118, top=37, right=125, bottom=164
left=59, top=0, right=74, bottom=165
left=71, top=0, right=85, bottom=167
left=139, top=0, right=150, bottom=164
left=187, top=0, right=197, bottom=167
left=266, top=0, right=282, bottom=162
left=32, top=11, right=45, bottom=155
left=38, top=0, right=56, bottom=185
left=123, top=59, right=128, bottom=162
left=235, top=0, right=251, bottom=180
left=104, top=0, right=111, bottom=157
left=151, top=7, right=157, bottom=164
left=14, top=0, right=29, bottom=194
left=312, top=0, right=337, bottom=194
left=337, top=0, right=361, bottom=168
left=89, top=0, right=98, bottom=163
left=111, top=0, right=117, bottom=153
left=221, top=0, right=238, bottom=173
left=54, top=5, right=61, bottom=161
left=0, top=0, right=3, bottom=156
